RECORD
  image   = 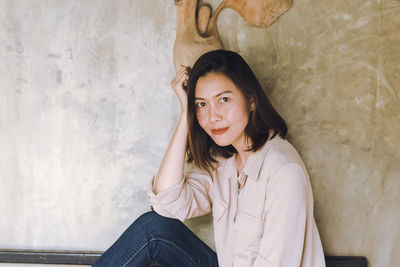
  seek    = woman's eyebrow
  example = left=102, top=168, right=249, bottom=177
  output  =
left=215, top=90, right=233, bottom=98
left=195, top=90, right=233, bottom=101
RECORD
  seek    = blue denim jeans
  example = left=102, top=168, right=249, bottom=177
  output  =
left=92, top=211, right=219, bottom=267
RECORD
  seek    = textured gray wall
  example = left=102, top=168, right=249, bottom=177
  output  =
left=0, top=0, right=177, bottom=252
left=1, top=1, right=399, bottom=267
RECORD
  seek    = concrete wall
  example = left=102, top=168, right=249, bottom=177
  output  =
left=0, top=1, right=399, bottom=266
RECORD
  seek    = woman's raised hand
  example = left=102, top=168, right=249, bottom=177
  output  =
left=171, top=65, right=190, bottom=113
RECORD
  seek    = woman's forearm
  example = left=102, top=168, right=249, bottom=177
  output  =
left=154, top=112, right=188, bottom=194
left=154, top=65, right=189, bottom=194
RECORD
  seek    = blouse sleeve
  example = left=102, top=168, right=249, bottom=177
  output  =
left=147, top=168, right=213, bottom=222
left=253, top=163, right=308, bottom=267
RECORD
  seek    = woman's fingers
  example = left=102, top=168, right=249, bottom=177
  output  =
left=172, top=65, right=190, bottom=91
left=171, top=65, right=190, bottom=111
left=172, top=66, right=185, bottom=84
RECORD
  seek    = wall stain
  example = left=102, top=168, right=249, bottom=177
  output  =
left=48, top=53, right=61, bottom=59
left=56, top=70, right=62, bottom=84
left=68, top=48, right=73, bottom=60
left=16, top=43, right=24, bottom=54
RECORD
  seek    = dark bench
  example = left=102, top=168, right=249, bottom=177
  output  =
left=0, top=249, right=367, bottom=266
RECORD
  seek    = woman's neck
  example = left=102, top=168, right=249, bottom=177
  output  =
left=235, top=146, right=252, bottom=176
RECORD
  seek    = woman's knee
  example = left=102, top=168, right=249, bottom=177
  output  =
left=135, top=211, right=184, bottom=234
left=137, top=210, right=177, bottom=224
left=135, top=210, right=158, bottom=223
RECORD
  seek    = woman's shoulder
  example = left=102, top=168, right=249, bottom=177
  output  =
left=262, top=136, right=306, bottom=176
left=268, top=136, right=300, bottom=158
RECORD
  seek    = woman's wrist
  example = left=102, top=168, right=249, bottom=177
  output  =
left=180, top=110, right=188, bottom=122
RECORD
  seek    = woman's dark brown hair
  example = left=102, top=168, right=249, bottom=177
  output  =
left=186, top=49, right=287, bottom=173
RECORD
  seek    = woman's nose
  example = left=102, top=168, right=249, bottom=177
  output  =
left=208, top=106, right=222, bottom=123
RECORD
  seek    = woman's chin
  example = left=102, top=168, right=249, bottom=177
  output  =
left=212, top=138, right=232, bottom=147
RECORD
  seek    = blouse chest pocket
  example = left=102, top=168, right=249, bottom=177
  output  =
left=239, top=180, right=267, bottom=219
left=234, top=212, right=264, bottom=237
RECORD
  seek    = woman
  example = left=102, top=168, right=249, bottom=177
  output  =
left=93, top=50, right=325, bottom=267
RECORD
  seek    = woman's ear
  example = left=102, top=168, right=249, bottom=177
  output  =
left=249, top=100, right=255, bottom=112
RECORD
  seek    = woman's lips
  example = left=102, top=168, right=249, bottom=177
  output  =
left=211, top=127, right=229, bottom=135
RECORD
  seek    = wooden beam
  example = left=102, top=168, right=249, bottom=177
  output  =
left=0, top=249, right=367, bottom=267
left=325, top=256, right=368, bottom=267
left=0, top=249, right=101, bottom=265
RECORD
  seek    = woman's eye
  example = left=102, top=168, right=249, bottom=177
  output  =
left=220, top=97, right=229, bottom=103
left=196, top=102, right=206, bottom=108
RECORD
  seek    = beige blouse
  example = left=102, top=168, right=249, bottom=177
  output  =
left=148, top=136, right=326, bottom=267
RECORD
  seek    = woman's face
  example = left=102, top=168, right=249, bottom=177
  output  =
left=194, top=72, right=251, bottom=150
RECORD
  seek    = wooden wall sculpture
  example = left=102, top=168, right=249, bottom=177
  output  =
left=173, top=0, right=292, bottom=72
